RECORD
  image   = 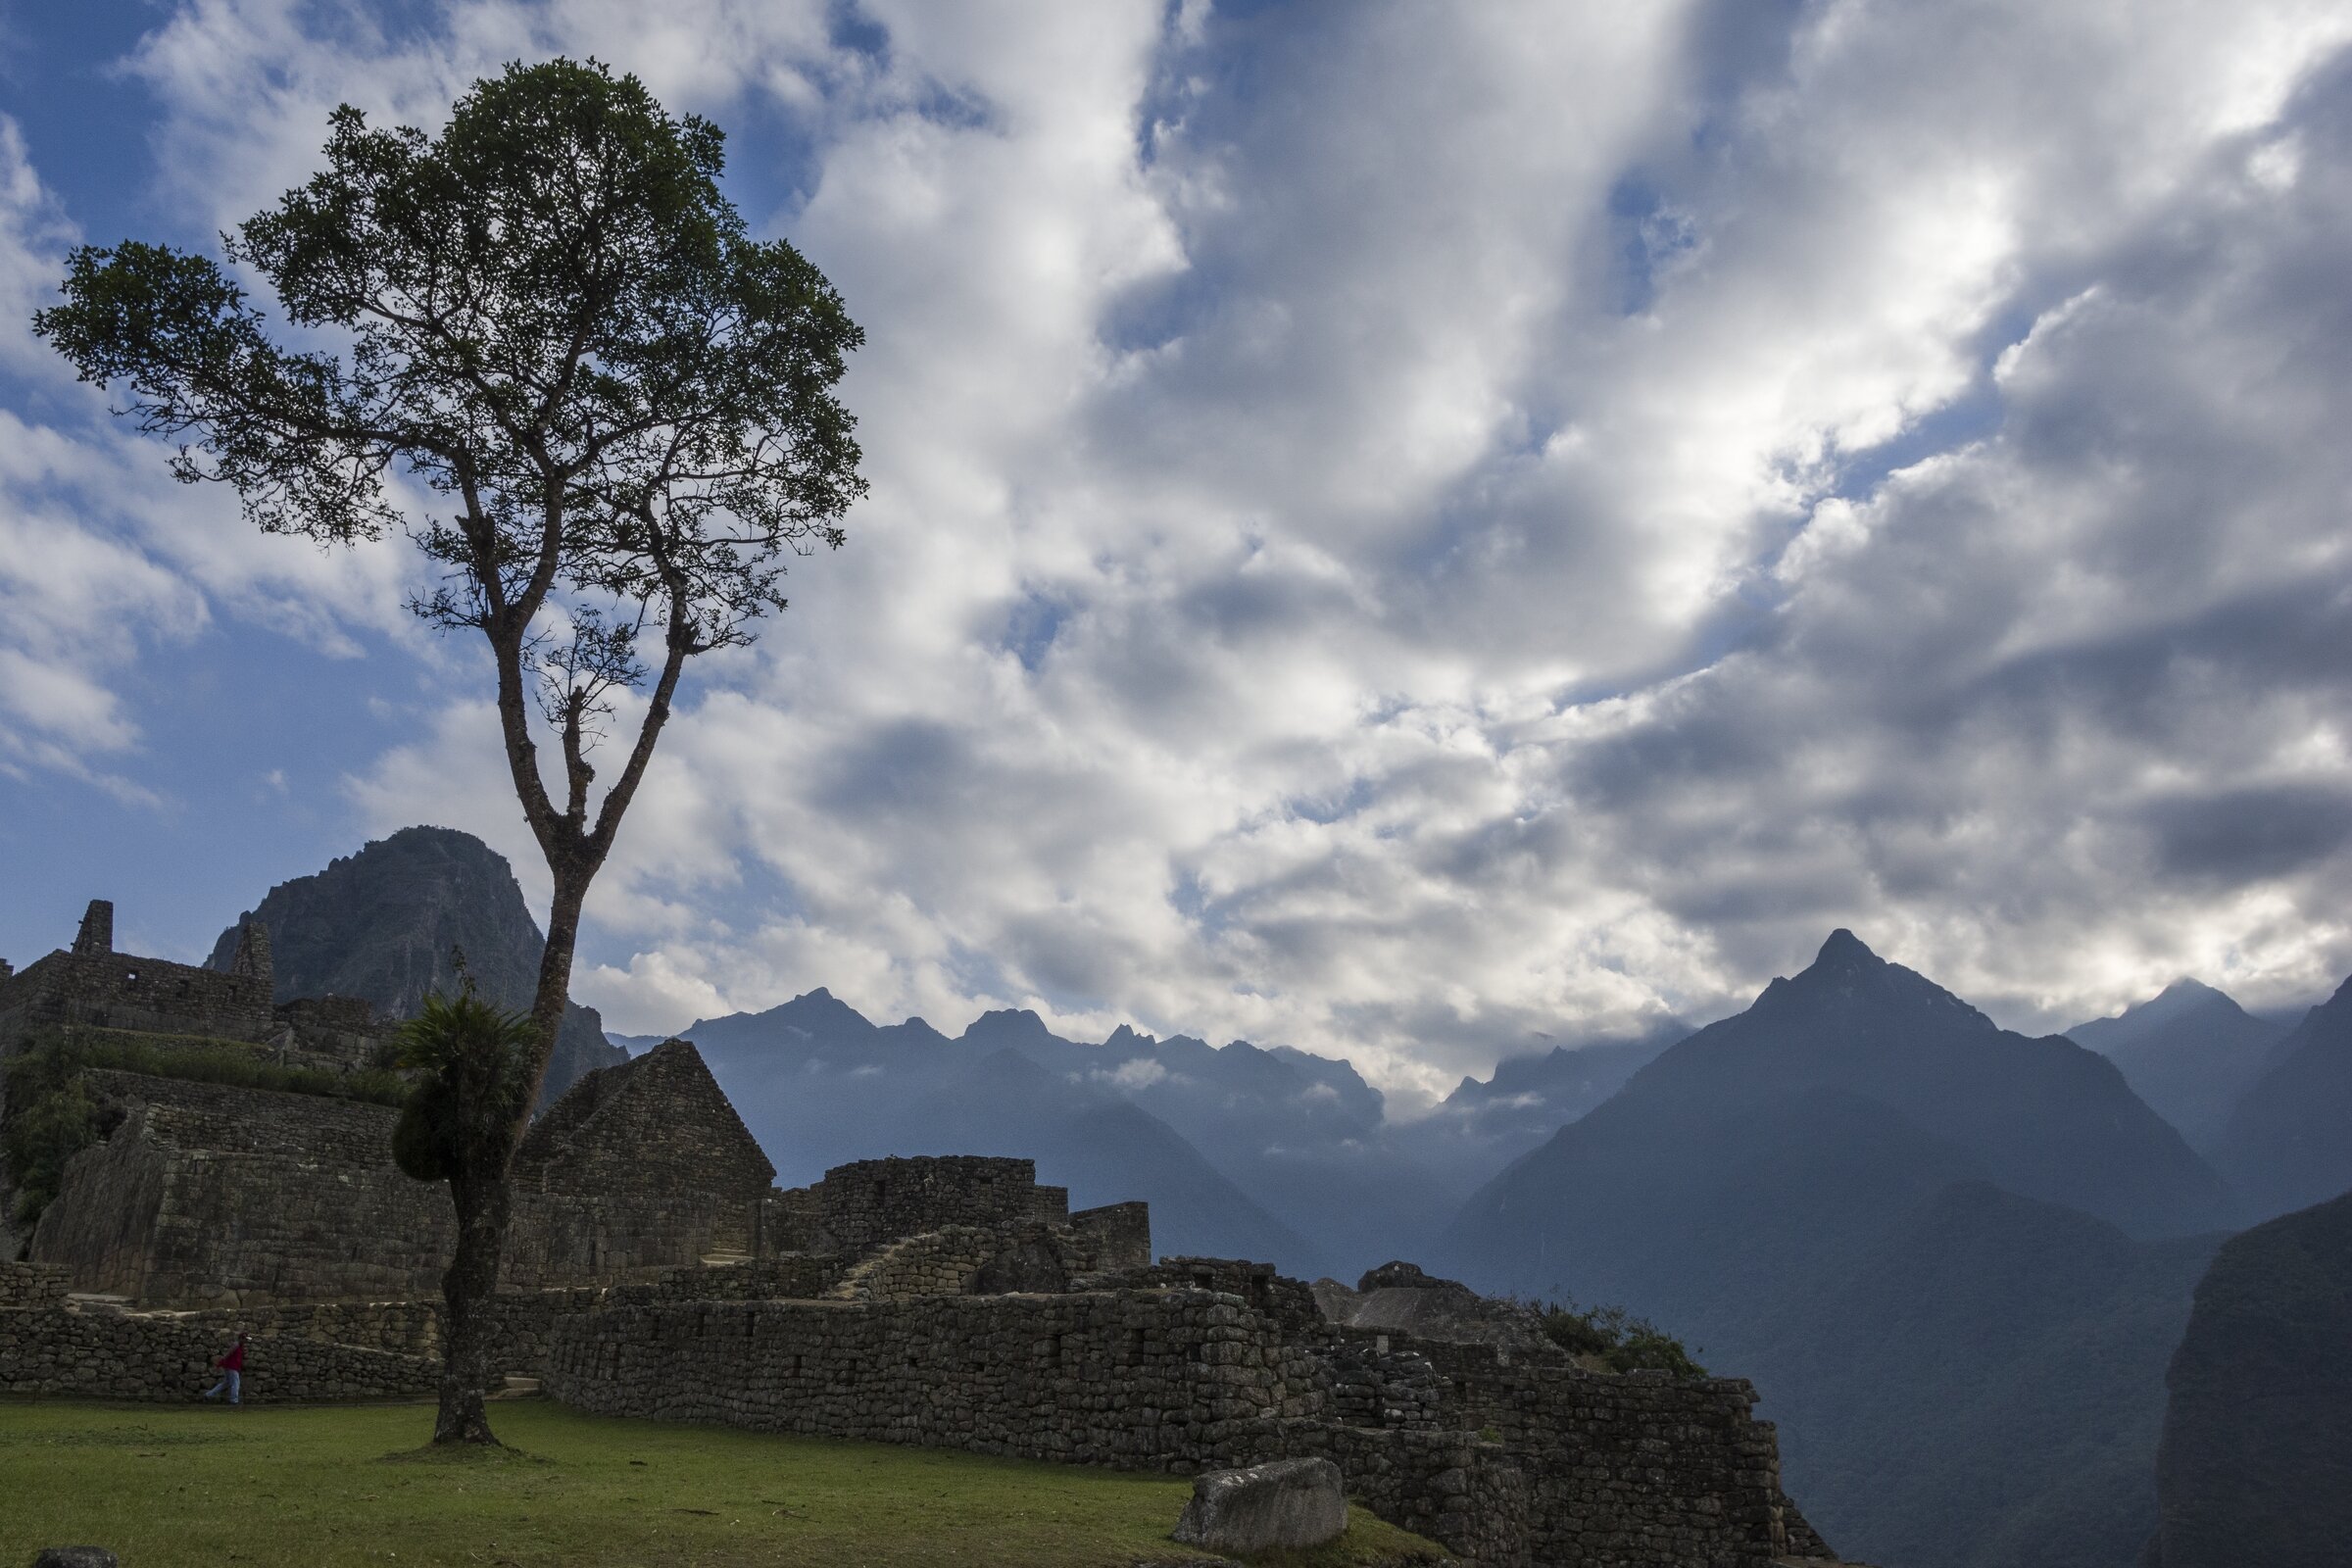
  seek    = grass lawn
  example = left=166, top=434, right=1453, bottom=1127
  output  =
left=0, top=1398, right=1445, bottom=1568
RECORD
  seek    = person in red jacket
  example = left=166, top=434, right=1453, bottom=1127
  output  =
left=203, top=1332, right=248, bottom=1405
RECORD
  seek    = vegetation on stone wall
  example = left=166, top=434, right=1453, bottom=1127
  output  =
left=0, top=1030, right=405, bottom=1227
left=1534, top=1298, right=1708, bottom=1377
left=0, top=1067, right=111, bottom=1226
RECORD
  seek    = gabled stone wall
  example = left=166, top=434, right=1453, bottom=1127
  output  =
left=514, top=1040, right=774, bottom=1205
left=27, top=1065, right=788, bottom=1305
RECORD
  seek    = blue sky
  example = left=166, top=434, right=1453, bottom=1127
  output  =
left=4, top=2, right=2351, bottom=1102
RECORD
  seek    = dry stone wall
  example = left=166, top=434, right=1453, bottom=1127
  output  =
left=27, top=1050, right=782, bottom=1305
left=834, top=1216, right=1143, bottom=1301
left=0, top=1300, right=435, bottom=1403
left=0, top=1262, right=70, bottom=1309
left=178, top=1298, right=445, bottom=1361
left=1069, top=1201, right=1152, bottom=1271
left=546, top=1290, right=1329, bottom=1466
left=30, top=1076, right=452, bottom=1306
left=543, top=1284, right=1801, bottom=1568
left=0, top=947, right=274, bottom=1046
left=810, top=1156, right=1070, bottom=1255
left=1400, top=1332, right=1803, bottom=1565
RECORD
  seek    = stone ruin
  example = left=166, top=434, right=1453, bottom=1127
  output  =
left=0, top=898, right=1852, bottom=1568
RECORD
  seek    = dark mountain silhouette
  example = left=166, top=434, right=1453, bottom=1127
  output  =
left=2150, top=1186, right=2352, bottom=1568
left=1440, top=929, right=2236, bottom=1568
left=205, top=825, right=622, bottom=1104
left=2068, top=979, right=2285, bottom=1152
left=2213, top=973, right=2352, bottom=1220
left=1747, top=1183, right=2218, bottom=1568
left=1614, top=929, right=2229, bottom=1236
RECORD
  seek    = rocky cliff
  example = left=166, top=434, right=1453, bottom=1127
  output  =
left=205, top=826, right=623, bottom=1104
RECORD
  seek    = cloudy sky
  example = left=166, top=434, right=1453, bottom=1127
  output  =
left=3, top=0, right=2350, bottom=1105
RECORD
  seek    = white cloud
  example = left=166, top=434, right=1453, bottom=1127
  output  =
left=18, top=2, right=2352, bottom=1104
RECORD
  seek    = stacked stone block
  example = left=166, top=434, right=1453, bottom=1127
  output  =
left=0, top=1263, right=435, bottom=1403
left=26, top=1043, right=783, bottom=1307
left=809, top=1156, right=1070, bottom=1255
left=0, top=1261, right=70, bottom=1309
left=542, top=1281, right=1806, bottom=1568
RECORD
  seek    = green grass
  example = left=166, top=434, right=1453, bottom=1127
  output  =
left=0, top=1400, right=1446, bottom=1568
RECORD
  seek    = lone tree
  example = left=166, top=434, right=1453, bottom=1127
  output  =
left=36, top=58, right=864, bottom=1443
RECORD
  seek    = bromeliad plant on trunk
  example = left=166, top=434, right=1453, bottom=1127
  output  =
left=390, top=988, right=541, bottom=1441
left=34, top=57, right=865, bottom=1443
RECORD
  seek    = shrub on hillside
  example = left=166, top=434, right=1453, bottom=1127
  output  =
left=1534, top=1298, right=1708, bottom=1377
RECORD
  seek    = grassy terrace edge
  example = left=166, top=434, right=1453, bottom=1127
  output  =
left=0, top=1397, right=1448, bottom=1568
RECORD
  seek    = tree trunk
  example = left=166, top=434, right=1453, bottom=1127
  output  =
left=428, top=865, right=594, bottom=1445
left=519, top=871, right=592, bottom=1114
left=434, top=1167, right=513, bottom=1445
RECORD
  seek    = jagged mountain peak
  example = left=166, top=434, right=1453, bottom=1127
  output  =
left=760, top=986, right=879, bottom=1038
left=1814, top=927, right=1884, bottom=970
left=1750, top=928, right=1997, bottom=1035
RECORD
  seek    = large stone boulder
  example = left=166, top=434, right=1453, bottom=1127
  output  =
left=1171, top=1457, right=1348, bottom=1553
left=33, top=1550, right=120, bottom=1568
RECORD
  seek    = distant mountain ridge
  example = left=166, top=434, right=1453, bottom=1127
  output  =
left=204, top=825, right=624, bottom=1105
left=2214, top=974, right=2352, bottom=1220
left=1398, top=1023, right=1684, bottom=1177
left=2067, top=978, right=2285, bottom=1153
left=664, top=990, right=1331, bottom=1272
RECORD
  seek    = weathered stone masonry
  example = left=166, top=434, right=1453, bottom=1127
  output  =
left=0, top=1262, right=435, bottom=1404
left=542, top=1281, right=1813, bottom=1567
left=0, top=902, right=276, bottom=1045
left=25, top=1042, right=783, bottom=1307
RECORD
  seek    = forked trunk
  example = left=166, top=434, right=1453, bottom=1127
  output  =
left=434, top=1168, right=513, bottom=1445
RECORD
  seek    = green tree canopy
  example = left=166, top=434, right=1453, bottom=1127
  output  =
left=34, top=56, right=863, bottom=1000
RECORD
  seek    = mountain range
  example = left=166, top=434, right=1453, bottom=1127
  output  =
left=635, top=984, right=1491, bottom=1275
left=187, top=828, right=2352, bottom=1568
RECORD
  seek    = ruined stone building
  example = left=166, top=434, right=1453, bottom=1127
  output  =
left=0, top=900, right=281, bottom=1048
left=1, top=901, right=778, bottom=1296
left=0, top=898, right=1850, bottom=1567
